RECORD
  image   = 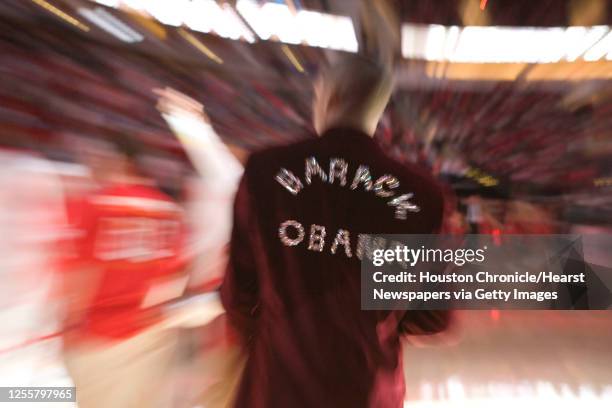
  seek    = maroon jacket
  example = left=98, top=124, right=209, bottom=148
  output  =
left=221, top=127, right=448, bottom=408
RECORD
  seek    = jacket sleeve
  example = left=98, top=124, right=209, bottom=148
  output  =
left=399, top=185, right=451, bottom=336
left=220, top=170, right=260, bottom=341
left=398, top=310, right=451, bottom=335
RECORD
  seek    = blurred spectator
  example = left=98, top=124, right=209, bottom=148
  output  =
left=465, top=195, right=483, bottom=234
left=60, top=140, right=187, bottom=408
left=0, top=147, right=72, bottom=389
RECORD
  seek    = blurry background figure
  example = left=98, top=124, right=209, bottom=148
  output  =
left=60, top=139, right=187, bottom=408
left=465, top=195, right=484, bottom=234
left=0, top=147, right=75, bottom=404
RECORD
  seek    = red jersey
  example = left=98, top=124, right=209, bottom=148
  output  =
left=72, top=183, right=186, bottom=340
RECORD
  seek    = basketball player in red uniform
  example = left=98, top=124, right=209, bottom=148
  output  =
left=61, top=141, right=187, bottom=408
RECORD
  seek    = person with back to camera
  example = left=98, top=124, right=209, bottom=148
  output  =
left=221, top=54, right=450, bottom=408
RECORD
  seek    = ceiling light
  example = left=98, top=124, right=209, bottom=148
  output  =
left=78, top=7, right=144, bottom=42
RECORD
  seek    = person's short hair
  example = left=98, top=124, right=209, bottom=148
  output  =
left=111, top=135, right=139, bottom=160
left=313, top=54, right=393, bottom=133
